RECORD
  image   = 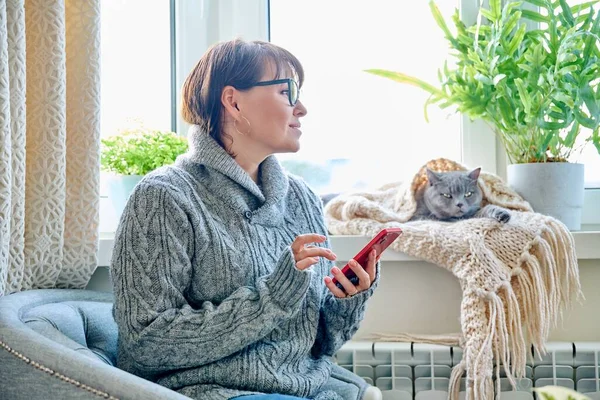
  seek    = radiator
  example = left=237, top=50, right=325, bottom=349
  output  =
left=333, top=341, right=600, bottom=399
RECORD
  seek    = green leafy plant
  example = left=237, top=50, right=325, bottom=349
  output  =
left=534, top=385, right=591, bottom=399
left=101, top=127, right=188, bottom=175
left=366, top=0, right=600, bottom=163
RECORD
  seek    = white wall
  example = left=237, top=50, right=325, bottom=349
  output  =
left=353, top=259, right=600, bottom=342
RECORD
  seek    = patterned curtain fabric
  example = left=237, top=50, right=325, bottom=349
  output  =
left=0, top=0, right=101, bottom=296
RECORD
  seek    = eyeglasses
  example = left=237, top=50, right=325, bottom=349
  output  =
left=251, top=78, right=299, bottom=106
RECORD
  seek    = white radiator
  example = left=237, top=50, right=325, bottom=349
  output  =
left=334, top=341, right=600, bottom=400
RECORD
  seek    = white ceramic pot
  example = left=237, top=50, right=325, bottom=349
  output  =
left=106, top=174, right=143, bottom=218
left=507, top=162, right=585, bottom=230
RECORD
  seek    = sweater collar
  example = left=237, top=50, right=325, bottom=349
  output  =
left=181, top=125, right=290, bottom=219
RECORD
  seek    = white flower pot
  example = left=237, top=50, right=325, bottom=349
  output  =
left=507, top=162, right=585, bottom=230
left=106, top=174, right=143, bottom=218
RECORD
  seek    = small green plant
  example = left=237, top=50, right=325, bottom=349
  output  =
left=366, top=0, right=600, bottom=164
left=534, top=385, right=591, bottom=399
left=101, top=127, right=188, bottom=175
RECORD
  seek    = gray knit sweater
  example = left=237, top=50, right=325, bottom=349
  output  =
left=111, top=127, right=379, bottom=400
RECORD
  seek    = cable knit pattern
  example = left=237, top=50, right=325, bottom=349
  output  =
left=111, top=126, right=378, bottom=400
left=324, top=158, right=583, bottom=400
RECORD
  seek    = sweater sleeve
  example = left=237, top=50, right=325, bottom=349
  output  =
left=111, top=182, right=312, bottom=376
left=312, top=262, right=380, bottom=357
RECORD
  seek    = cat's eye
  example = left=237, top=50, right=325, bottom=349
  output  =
left=465, top=192, right=473, bottom=197
left=442, top=193, right=452, bottom=198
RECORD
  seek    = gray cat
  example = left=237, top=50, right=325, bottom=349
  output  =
left=411, top=168, right=511, bottom=223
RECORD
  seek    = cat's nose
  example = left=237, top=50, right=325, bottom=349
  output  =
left=456, top=203, right=464, bottom=208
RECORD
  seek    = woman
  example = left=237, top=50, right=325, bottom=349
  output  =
left=111, top=39, right=382, bottom=400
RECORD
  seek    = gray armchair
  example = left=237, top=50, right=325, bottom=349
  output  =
left=0, top=289, right=190, bottom=400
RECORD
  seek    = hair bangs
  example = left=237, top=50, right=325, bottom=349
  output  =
left=259, top=43, right=305, bottom=87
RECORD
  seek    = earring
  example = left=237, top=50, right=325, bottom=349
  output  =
left=234, top=116, right=251, bottom=136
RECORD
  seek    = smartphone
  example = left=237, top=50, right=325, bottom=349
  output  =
left=332, top=227, right=402, bottom=290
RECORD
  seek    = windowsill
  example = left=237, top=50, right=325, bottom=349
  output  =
left=98, top=224, right=600, bottom=267
left=331, top=224, right=600, bottom=261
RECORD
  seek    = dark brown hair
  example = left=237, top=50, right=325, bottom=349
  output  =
left=181, top=39, right=304, bottom=150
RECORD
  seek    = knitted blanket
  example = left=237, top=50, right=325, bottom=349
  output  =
left=324, top=158, right=583, bottom=400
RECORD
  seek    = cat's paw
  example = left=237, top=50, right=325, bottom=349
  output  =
left=494, top=209, right=511, bottom=223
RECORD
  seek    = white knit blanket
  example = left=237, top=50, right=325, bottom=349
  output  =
left=324, top=159, right=583, bottom=400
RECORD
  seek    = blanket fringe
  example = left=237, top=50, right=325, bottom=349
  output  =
left=471, top=220, right=580, bottom=396
left=448, top=360, right=465, bottom=400
left=365, top=217, right=581, bottom=400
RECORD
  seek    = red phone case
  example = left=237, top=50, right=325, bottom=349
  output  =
left=331, top=227, right=402, bottom=287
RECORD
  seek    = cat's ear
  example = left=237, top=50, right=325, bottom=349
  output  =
left=468, top=167, right=481, bottom=181
left=426, top=168, right=441, bottom=185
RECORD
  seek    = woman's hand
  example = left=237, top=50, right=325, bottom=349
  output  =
left=291, top=233, right=337, bottom=270
left=324, top=248, right=378, bottom=298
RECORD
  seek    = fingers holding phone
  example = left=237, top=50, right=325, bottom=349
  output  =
left=324, top=248, right=377, bottom=298
left=291, top=233, right=337, bottom=271
left=363, top=248, right=377, bottom=283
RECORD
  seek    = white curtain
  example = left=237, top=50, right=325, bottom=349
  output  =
left=0, top=0, right=101, bottom=296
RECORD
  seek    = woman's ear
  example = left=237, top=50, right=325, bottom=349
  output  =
left=221, top=86, right=240, bottom=119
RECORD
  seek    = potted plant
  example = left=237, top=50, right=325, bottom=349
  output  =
left=534, top=385, right=591, bottom=399
left=366, top=0, right=600, bottom=230
left=101, top=126, right=188, bottom=216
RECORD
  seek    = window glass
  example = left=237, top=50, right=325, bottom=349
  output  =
left=269, top=0, right=462, bottom=193
left=100, top=0, right=171, bottom=233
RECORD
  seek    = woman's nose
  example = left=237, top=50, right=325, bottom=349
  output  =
left=294, top=100, right=307, bottom=117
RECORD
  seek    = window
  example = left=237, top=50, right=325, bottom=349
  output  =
left=99, top=0, right=269, bottom=234
left=173, top=0, right=269, bottom=135
left=99, top=0, right=171, bottom=233
left=269, top=0, right=462, bottom=194
left=98, top=0, right=598, bottom=235
left=578, top=143, right=600, bottom=188
left=100, top=0, right=171, bottom=137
